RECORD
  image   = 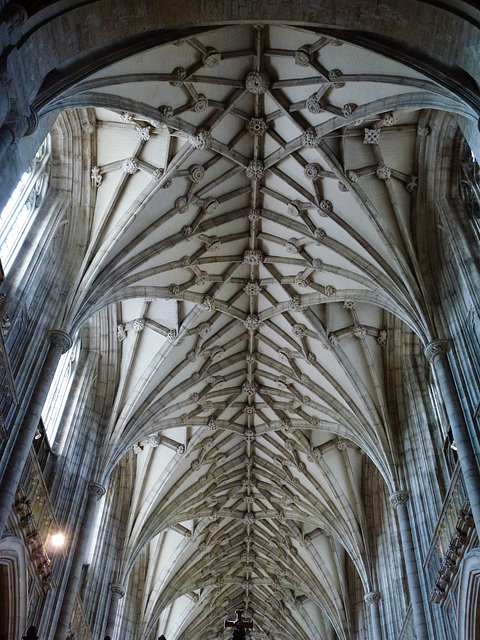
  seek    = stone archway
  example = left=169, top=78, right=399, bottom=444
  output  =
left=0, top=534, right=29, bottom=640
left=457, top=549, right=480, bottom=640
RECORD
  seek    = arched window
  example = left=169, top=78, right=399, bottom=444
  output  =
left=42, top=337, right=81, bottom=445
left=0, top=135, right=51, bottom=273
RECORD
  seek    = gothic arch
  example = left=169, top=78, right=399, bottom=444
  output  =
left=0, top=534, right=29, bottom=640
left=457, top=549, right=480, bottom=640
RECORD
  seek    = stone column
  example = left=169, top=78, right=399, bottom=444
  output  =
left=0, top=107, right=38, bottom=160
left=54, top=482, right=106, bottom=640
left=104, top=583, right=126, bottom=639
left=364, top=591, right=382, bottom=640
left=0, top=330, right=72, bottom=537
left=390, top=491, right=428, bottom=640
left=425, top=339, right=480, bottom=528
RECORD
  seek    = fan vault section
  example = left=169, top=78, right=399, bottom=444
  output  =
left=37, top=23, right=474, bottom=640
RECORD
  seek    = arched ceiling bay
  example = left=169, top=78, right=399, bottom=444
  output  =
left=50, top=23, right=471, bottom=640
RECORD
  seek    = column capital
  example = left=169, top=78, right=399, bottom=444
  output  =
left=48, top=330, right=73, bottom=354
left=364, top=591, right=381, bottom=605
left=88, top=482, right=106, bottom=500
left=390, top=490, right=410, bottom=509
left=424, top=339, right=449, bottom=363
left=25, top=107, right=39, bottom=137
left=110, top=583, right=126, bottom=598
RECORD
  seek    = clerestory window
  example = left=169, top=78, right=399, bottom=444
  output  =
left=0, top=135, right=51, bottom=273
left=42, top=337, right=81, bottom=445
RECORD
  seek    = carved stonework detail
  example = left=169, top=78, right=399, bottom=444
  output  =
left=170, top=66, right=187, bottom=86
left=88, top=482, right=106, bottom=500
left=190, top=165, right=205, bottom=183
left=406, top=175, right=418, bottom=193
left=424, top=339, right=449, bottom=363
left=26, top=107, right=39, bottom=137
left=389, top=491, right=410, bottom=509
left=244, top=282, right=261, bottom=296
left=352, top=324, right=366, bottom=339
left=149, top=433, right=161, bottom=448
left=190, top=129, right=212, bottom=150
left=201, top=296, right=215, bottom=312
left=289, top=296, right=306, bottom=313
left=245, top=71, right=270, bottom=94
left=159, top=105, right=174, bottom=118
left=203, top=48, right=221, bottom=67
left=383, top=112, right=397, bottom=126
left=304, top=163, right=321, bottom=181
left=292, top=324, right=305, bottom=337
left=136, top=126, right=151, bottom=141
left=328, top=69, right=344, bottom=88
left=132, top=318, right=145, bottom=332
left=244, top=249, right=263, bottom=265
left=91, top=166, right=102, bottom=187
left=175, top=196, right=189, bottom=213
left=431, top=502, right=474, bottom=603
left=167, top=329, right=177, bottom=343
left=122, top=158, right=138, bottom=174
left=14, top=489, right=52, bottom=587
left=319, top=199, right=333, bottom=214
left=244, top=315, right=260, bottom=331
left=248, top=117, right=267, bottom=136
left=49, top=330, right=73, bottom=354
left=285, top=239, right=299, bottom=253
left=364, top=591, right=381, bottom=605
left=376, top=164, right=391, bottom=180
left=245, top=160, right=265, bottom=180
left=294, top=274, right=307, bottom=288
left=110, top=583, right=126, bottom=599
left=302, top=127, right=319, bottom=148
left=295, top=47, right=310, bottom=66
left=1, top=315, right=11, bottom=337
left=242, top=382, right=258, bottom=396
left=117, top=324, right=127, bottom=341
left=193, top=94, right=208, bottom=112
left=377, top=330, right=388, bottom=346
left=364, top=128, right=381, bottom=145
left=342, top=103, right=357, bottom=117
left=417, top=123, right=431, bottom=137
left=306, top=94, right=322, bottom=114
left=248, top=208, right=261, bottom=222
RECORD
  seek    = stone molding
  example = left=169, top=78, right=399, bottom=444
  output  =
left=88, top=482, right=106, bottom=500
left=13, top=489, right=52, bottom=588
left=431, top=502, right=474, bottom=604
left=424, top=339, right=449, bottom=363
left=48, top=330, right=73, bottom=354
left=110, top=583, right=126, bottom=598
left=25, top=107, right=39, bottom=137
left=389, top=491, right=410, bottom=509
left=364, top=591, right=381, bottom=605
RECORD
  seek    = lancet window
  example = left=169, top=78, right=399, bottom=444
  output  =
left=0, top=135, right=51, bottom=273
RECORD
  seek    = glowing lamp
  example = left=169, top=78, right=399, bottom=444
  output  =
left=51, top=532, right=66, bottom=548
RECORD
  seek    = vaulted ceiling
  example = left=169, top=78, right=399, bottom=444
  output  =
left=47, top=23, right=474, bottom=640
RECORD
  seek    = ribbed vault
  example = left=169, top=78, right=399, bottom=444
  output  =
left=47, top=23, right=475, bottom=640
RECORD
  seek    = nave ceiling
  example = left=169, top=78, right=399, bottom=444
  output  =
left=41, top=23, right=474, bottom=640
